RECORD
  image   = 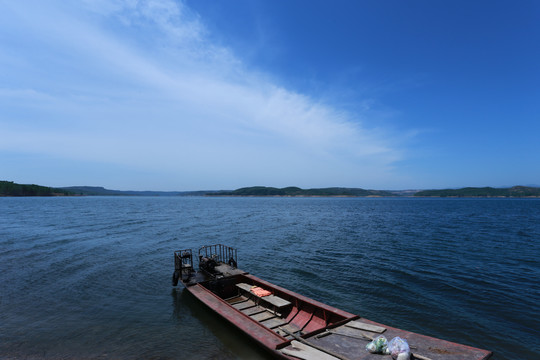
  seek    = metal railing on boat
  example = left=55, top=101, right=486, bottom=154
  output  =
left=198, top=244, right=237, bottom=267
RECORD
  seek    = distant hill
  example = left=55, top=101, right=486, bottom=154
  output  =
left=4, top=181, right=539, bottom=198
left=0, top=181, right=74, bottom=196
left=414, top=186, right=540, bottom=197
left=60, top=186, right=215, bottom=196
left=207, top=186, right=394, bottom=197
left=59, top=186, right=124, bottom=196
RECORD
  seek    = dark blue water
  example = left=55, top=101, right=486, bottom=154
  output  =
left=1, top=197, right=538, bottom=359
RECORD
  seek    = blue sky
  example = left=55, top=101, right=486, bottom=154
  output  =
left=1, top=0, right=538, bottom=191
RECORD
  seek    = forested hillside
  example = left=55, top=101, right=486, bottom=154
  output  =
left=0, top=181, right=73, bottom=196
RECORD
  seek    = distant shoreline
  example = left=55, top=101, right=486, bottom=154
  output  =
left=2, top=181, right=539, bottom=198
left=206, top=186, right=540, bottom=198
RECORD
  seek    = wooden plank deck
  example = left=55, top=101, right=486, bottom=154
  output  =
left=236, top=282, right=253, bottom=292
left=303, top=318, right=493, bottom=360
left=251, top=311, right=276, bottom=322
left=345, top=320, right=386, bottom=333
left=225, top=295, right=247, bottom=304
left=260, top=317, right=288, bottom=329
left=231, top=299, right=257, bottom=310
left=264, top=294, right=291, bottom=308
left=281, top=340, right=340, bottom=360
left=241, top=305, right=266, bottom=316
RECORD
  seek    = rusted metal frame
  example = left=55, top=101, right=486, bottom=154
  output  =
left=174, top=249, right=194, bottom=283
left=231, top=247, right=237, bottom=266
left=174, top=252, right=180, bottom=271
left=198, top=244, right=238, bottom=267
left=174, top=249, right=188, bottom=271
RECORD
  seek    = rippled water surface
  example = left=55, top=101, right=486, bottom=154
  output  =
left=1, top=197, right=539, bottom=359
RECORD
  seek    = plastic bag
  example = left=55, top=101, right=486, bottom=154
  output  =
left=365, top=335, right=388, bottom=354
left=387, top=336, right=411, bottom=360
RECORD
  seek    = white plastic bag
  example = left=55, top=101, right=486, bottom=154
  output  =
left=387, top=336, right=411, bottom=360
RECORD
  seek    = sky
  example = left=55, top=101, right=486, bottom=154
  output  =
left=1, top=0, right=538, bottom=191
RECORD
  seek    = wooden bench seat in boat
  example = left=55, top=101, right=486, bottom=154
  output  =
left=234, top=283, right=302, bottom=339
left=235, top=283, right=292, bottom=309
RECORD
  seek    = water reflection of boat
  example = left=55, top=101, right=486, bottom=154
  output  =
left=172, top=244, right=492, bottom=360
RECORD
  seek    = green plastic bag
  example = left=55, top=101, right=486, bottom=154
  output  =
left=366, top=335, right=388, bottom=354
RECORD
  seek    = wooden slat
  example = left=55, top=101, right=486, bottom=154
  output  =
left=236, top=282, right=291, bottom=308
left=251, top=311, right=276, bottom=322
left=345, top=320, right=386, bottom=333
left=225, top=295, right=246, bottom=304
left=236, top=282, right=253, bottom=292
left=232, top=299, right=256, bottom=310
left=275, top=323, right=301, bottom=338
left=261, top=317, right=288, bottom=329
left=281, top=340, right=340, bottom=360
left=324, top=327, right=373, bottom=341
left=264, top=294, right=291, bottom=308
left=280, top=328, right=351, bottom=360
left=241, top=306, right=266, bottom=316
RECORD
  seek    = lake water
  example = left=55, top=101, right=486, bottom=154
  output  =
left=1, top=197, right=539, bottom=359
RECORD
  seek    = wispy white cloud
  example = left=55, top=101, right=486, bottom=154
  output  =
left=0, top=0, right=406, bottom=190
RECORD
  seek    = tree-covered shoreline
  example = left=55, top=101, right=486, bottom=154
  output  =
left=414, top=186, right=540, bottom=197
left=2, top=181, right=539, bottom=197
left=0, top=181, right=74, bottom=197
left=206, top=186, right=395, bottom=197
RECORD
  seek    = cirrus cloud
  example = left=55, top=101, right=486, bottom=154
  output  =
left=0, top=0, right=406, bottom=190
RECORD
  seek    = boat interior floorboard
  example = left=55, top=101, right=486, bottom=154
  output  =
left=251, top=311, right=276, bottom=322
left=225, top=295, right=247, bottom=304
left=260, top=317, right=288, bottom=329
left=281, top=340, right=340, bottom=360
left=241, top=306, right=266, bottom=316
left=276, top=323, right=302, bottom=339
left=232, top=299, right=257, bottom=310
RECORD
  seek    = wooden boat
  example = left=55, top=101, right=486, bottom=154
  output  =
left=172, top=244, right=492, bottom=360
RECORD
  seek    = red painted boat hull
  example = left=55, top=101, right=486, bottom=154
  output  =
left=175, top=245, right=492, bottom=359
left=183, top=273, right=492, bottom=359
